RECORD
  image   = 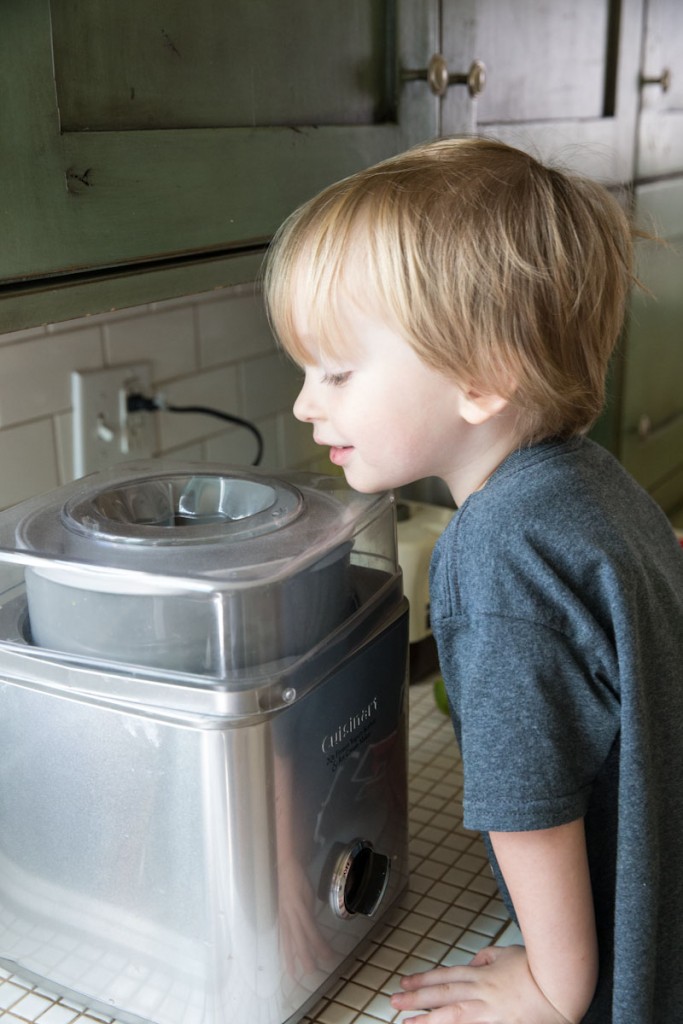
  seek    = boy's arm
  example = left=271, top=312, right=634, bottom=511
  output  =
left=489, top=819, right=598, bottom=1020
left=391, top=818, right=598, bottom=1023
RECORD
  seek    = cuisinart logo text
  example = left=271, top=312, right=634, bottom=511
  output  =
left=321, top=696, right=378, bottom=755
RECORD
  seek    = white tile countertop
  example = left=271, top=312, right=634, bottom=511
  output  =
left=0, top=681, right=519, bottom=1024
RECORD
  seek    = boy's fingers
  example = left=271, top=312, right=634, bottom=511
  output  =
left=398, top=965, right=476, bottom=991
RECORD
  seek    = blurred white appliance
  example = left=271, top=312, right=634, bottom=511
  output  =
left=397, top=500, right=453, bottom=644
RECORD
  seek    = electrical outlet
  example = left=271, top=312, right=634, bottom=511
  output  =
left=72, top=363, right=156, bottom=477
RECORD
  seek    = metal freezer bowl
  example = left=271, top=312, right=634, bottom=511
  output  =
left=11, top=464, right=371, bottom=674
left=0, top=463, right=409, bottom=1024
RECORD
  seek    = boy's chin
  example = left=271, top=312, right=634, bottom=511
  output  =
left=340, top=468, right=399, bottom=495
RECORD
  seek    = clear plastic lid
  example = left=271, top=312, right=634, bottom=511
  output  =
left=12, top=462, right=381, bottom=579
left=0, top=462, right=400, bottom=682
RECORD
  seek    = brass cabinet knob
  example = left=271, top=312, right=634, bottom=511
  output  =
left=402, top=56, right=487, bottom=98
left=640, top=68, right=672, bottom=93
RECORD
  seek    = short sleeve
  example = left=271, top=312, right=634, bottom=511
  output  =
left=434, top=611, right=620, bottom=832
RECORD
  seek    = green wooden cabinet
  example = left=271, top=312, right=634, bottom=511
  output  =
left=637, top=0, right=683, bottom=178
left=0, top=0, right=439, bottom=330
left=0, top=0, right=653, bottom=333
left=618, top=0, right=683, bottom=514
left=440, top=0, right=644, bottom=185
left=3, top=0, right=683, bottom=517
left=620, top=184, right=683, bottom=515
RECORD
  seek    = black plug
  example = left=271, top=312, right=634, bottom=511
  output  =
left=126, top=392, right=159, bottom=413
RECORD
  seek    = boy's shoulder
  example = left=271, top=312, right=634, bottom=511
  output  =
left=484, top=436, right=622, bottom=502
left=460, top=437, right=649, bottom=536
left=438, top=436, right=680, bottom=605
left=453, top=437, right=613, bottom=542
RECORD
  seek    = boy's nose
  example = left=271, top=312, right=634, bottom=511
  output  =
left=293, top=373, right=321, bottom=423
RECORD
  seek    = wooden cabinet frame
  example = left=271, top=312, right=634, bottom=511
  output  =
left=0, top=0, right=439, bottom=331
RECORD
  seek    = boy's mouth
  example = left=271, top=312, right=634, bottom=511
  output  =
left=329, top=445, right=354, bottom=466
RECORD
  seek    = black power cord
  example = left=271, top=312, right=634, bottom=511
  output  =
left=127, top=393, right=264, bottom=466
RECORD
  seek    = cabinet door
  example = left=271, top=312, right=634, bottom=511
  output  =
left=620, top=180, right=683, bottom=512
left=0, top=0, right=438, bottom=286
left=439, top=0, right=644, bottom=183
left=636, top=0, right=683, bottom=177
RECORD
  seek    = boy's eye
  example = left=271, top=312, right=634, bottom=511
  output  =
left=321, top=371, right=352, bottom=387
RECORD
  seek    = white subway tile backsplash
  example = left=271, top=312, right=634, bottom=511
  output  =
left=104, top=306, right=197, bottom=381
left=161, top=441, right=205, bottom=463
left=198, top=286, right=276, bottom=367
left=0, top=420, right=59, bottom=508
left=281, top=412, right=321, bottom=467
left=257, top=417, right=283, bottom=470
left=0, top=328, right=102, bottom=428
left=203, top=426, right=257, bottom=467
left=241, top=351, right=300, bottom=420
left=0, top=282, right=320, bottom=511
left=204, top=415, right=278, bottom=470
left=156, top=366, right=241, bottom=451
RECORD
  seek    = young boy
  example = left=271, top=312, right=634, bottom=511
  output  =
left=263, top=137, right=683, bottom=1023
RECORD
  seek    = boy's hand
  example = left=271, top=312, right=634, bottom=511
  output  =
left=390, top=944, right=573, bottom=1024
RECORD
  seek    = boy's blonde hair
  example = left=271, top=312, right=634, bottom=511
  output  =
left=264, top=136, right=636, bottom=443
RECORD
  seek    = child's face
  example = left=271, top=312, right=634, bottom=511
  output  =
left=290, top=293, right=481, bottom=496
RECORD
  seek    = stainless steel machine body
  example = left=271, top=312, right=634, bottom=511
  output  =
left=0, top=463, right=409, bottom=1024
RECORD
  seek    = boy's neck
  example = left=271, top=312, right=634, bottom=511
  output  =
left=445, top=418, right=520, bottom=507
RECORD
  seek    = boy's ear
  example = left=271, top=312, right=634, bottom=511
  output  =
left=458, top=388, right=510, bottom=425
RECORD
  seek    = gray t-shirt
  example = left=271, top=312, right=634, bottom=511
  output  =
left=430, top=437, right=683, bottom=1023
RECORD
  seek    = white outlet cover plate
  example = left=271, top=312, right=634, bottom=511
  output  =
left=72, top=363, right=155, bottom=478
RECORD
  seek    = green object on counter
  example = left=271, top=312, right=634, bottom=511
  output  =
left=433, top=677, right=449, bottom=715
